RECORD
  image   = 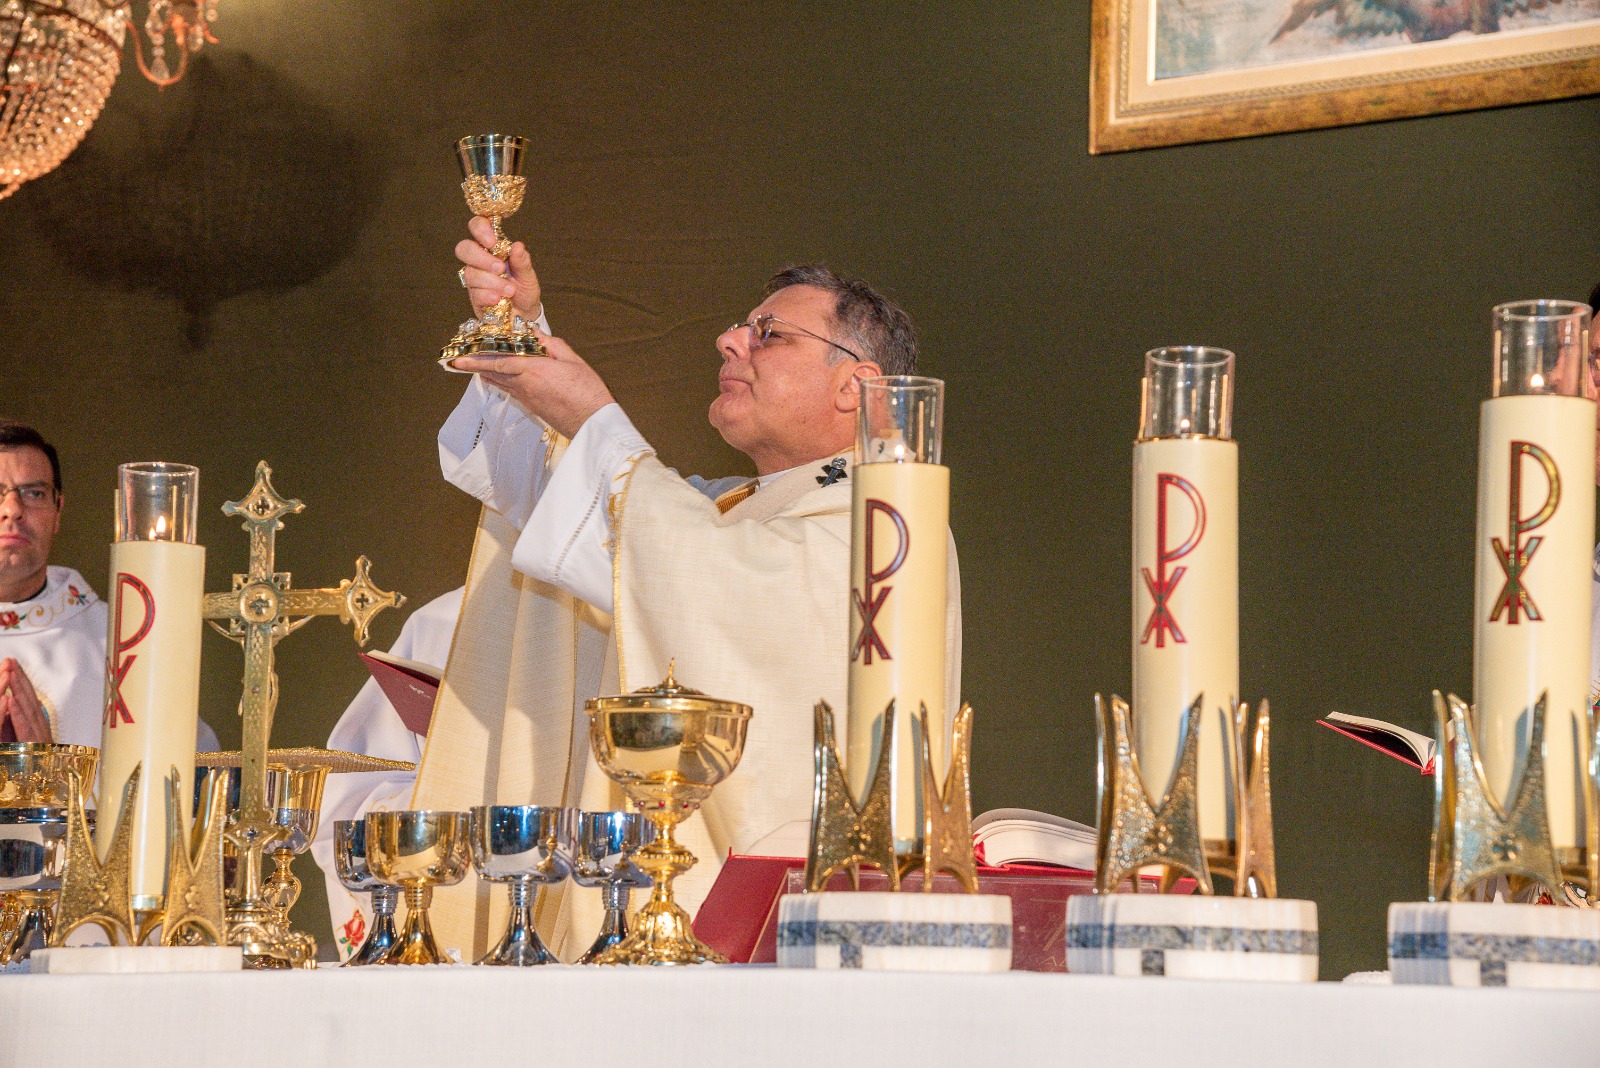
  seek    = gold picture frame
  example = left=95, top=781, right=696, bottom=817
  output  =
left=1090, top=0, right=1600, bottom=154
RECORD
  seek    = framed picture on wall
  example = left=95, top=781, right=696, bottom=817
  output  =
left=1089, top=0, right=1600, bottom=153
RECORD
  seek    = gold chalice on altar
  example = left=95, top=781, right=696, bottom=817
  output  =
left=586, top=665, right=751, bottom=965
left=439, top=133, right=545, bottom=371
left=365, top=810, right=471, bottom=965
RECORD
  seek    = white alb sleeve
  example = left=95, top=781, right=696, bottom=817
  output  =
left=510, top=403, right=652, bottom=612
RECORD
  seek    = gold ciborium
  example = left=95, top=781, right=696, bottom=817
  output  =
left=439, top=133, right=546, bottom=371
left=365, top=810, right=471, bottom=965
left=586, top=664, right=751, bottom=965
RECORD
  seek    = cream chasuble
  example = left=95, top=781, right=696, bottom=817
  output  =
left=412, top=451, right=962, bottom=961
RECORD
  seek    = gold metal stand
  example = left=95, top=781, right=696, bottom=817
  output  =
left=1428, top=691, right=1564, bottom=902
left=52, top=769, right=139, bottom=946
left=1091, top=692, right=1277, bottom=897
left=805, top=698, right=981, bottom=893
left=202, top=462, right=402, bottom=967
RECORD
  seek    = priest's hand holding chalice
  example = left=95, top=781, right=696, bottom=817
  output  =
left=440, top=133, right=547, bottom=371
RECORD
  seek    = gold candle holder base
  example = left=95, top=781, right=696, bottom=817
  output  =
left=1091, top=693, right=1277, bottom=897
left=805, top=699, right=980, bottom=893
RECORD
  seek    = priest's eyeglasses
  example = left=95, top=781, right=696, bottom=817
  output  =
left=728, top=314, right=862, bottom=362
left=0, top=483, right=56, bottom=509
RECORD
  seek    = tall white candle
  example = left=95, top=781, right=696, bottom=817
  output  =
left=1131, top=347, right=1237, bottom=844
left=1472, top=300, right=1595, bottom=853
left=98, top=463, right=206, bottom=912
left=847, top=377, right=949, bottom=853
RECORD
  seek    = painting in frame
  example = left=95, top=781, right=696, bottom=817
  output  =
left=1090, top=0, right=1600, bottom=153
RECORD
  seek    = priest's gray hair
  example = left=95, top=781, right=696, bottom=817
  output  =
left=765, top=264, right=917, bottom=376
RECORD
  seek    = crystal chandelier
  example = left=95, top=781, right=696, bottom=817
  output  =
left=0, top=0, right=219, bottom=200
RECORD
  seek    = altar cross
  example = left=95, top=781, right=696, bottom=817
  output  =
left=202, top=462, right=402, bottom=962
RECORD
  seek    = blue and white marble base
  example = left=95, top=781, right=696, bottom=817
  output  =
left=1389, top=901, right=1600, bottom=989
left=1066, top=893, right=1318, bottom=982
left=775, top=892, right=1013, bottom=972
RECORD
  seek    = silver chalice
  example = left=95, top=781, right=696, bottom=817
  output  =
left=468, top=804, right=572, bottom=965
left=571, top=810, right=653, bottom=965
left=333, top=818, right=400, bottom=966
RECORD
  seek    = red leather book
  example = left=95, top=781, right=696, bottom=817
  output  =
left=358, top=650, right=441, bottom=736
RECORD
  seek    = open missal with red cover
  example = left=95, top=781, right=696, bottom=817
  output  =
left=359, top=650, right=442, bottom=736
left=1317, top=711, right=1436, bottom=775
left=692, top=812, right=1177, bottom=971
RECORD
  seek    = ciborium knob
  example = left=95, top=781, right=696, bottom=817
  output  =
left=364, top=810, right=471, bottom=965
left=586, top=665, right=751, bottom=965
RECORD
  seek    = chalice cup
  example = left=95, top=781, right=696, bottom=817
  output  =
left=469, top=804, right=572, bottom=965
left=586, top=666, right=751, bottom=965
left=439, top=133, right=546, bottom=371
left=571, top=809, right=654, bottom=964
left=333, top=819, right=400, bottom=966
left=263, top=764, right=331, bottom=968
left=365, top=810, right=471, bottom=965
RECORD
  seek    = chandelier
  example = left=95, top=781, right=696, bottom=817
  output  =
left=0, top=0, right=218, bottom=200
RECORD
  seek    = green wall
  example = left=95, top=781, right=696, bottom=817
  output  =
left=2, top=1, right=1596, bottom=977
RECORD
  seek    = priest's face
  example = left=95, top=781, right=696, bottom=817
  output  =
left=0, top=446, right=59, bottom=602
left=710, top=284, right=878, bottom=475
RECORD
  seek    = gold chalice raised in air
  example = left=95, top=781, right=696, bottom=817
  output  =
left=439, top=133, right=547, bottom=372
left=586, top=664, right=751, bottom=965
left=364, top=810, right=471, bottom=965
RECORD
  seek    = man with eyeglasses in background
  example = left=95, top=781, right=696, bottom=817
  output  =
left=0, top=422, right=219, bottom=750
left=315, top=218, right=961, bottom=960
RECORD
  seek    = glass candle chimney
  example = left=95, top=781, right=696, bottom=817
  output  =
left=1492, top=300, right=1592, bottom=399
left=115, top=463, right=199, bottom=544
left=1139, top=347, right=1235, bottom=441
left=859, top=376, right=944, bottom=464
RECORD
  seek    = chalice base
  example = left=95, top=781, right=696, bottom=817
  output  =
left=1389, top=901, right=1600, bottom=988
left=1, top=892, right=56, bottom=965
left=593, top=897, right=725, bottom=966
left=576, top=905, right=630, bottom=965
left=439, top=309, right=548, bottom=372
left=228, top=904, right=294, bottom=970
left=382, top=903, right=452, bottom=966
left=1066, top=893, right=1317, bottom=982
left=477, top=901, right=559, bottom=966
left=345, top=911, right=400, bottom=967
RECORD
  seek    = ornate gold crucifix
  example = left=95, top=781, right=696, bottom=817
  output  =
left=203, top=461, right=402, bottom=966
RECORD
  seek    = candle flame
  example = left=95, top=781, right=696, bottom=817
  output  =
left=152, top=515, right=168, bottom=541
left=1530, top=373, right=1545, bottom=389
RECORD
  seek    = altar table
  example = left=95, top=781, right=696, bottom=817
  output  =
left=0, top=966, right=1594, bottom=1067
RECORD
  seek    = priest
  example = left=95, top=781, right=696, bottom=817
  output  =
left=0, top=422, right=220, bottom=751
left=400, top=222, right=962, bottom=959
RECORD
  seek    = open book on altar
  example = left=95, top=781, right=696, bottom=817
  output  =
left=359, top=650, right=442, bottom=736
left=1318, top=711, right=1436, bottom=775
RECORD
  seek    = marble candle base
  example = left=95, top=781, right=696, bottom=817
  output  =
left=775, top=892, right=1012, bottom=972
left=1389, top=901, right=1600, bottom=989
left=1066, top=893, right=1318, bottom=982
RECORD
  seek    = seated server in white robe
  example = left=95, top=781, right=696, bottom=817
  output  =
left=400, top=223, right=961, bottom=960
left=0, top=421, right=218, bottom=750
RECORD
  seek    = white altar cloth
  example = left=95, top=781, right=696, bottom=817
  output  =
left=0, top=966, right=1595, bottom=1067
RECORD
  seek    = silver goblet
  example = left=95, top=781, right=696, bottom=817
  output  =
left=571, top=810, right=653, bottom=965
left=333, top=819, right=400, bottom=967
left=468, top=804, right=572, bottom=966
left=0, top=808, right=68, bottom=964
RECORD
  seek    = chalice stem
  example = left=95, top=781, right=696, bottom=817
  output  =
left=346, top=886, right=400, bottom=966
left=386, top=884, right=448, bottom=966
left=490, top=217, right=511, bottom=259
left=477, top=879, right=558, bottom=966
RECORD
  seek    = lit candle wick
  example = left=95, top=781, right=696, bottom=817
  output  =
left=151, top=515, right=169, bottom=541
left=1529, top=373, right=1546, bottom=389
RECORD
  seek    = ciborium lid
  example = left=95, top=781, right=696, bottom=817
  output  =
left=584, top=661, right=751, bottom=719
